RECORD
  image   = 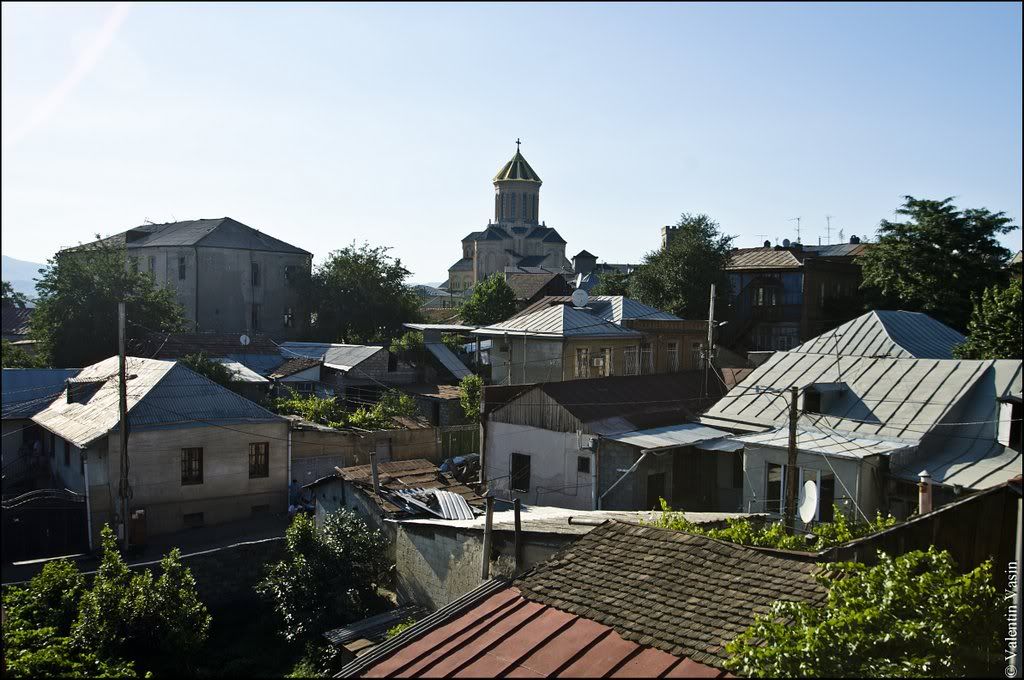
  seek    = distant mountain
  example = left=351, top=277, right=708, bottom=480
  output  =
left=2, top=255, right=46, bottom=302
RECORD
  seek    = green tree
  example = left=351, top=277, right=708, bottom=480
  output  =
left=628, top=213, right=734, bottom=317
left=2, top=279, right=29, bottom=308
left=860, top=196, right=1017, bottom=330
left=311, top=242, right=422, bottom=343
left=31, top=241, right=187, bottom=367
left=257, top=511, right=390, bottom=642
left=725, top=548, right=1002, bottom=678
left=589, top=270, right=631, bottom=296
left=459, top=273, right=518, bottom=326
left=459, top=373, right=483, bottom=422
left=2, top=339, right=47, bottom=368
left=180, top=351, right=238, bottom=388
left=953, top=281, right=1023, bottom=360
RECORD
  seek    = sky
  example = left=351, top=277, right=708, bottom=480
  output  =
left=2, top=2, right=1021, bottom=283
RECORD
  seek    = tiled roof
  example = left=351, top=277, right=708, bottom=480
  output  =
left=514, top=254, right=549, bottom=267
left=1, top=303, right=33, bottom=338
left=790, top=310, right=965, bottom=359
left=2, top=368, right=80, bottom=419
left=493, top=150, right=542, bottom=183
left=448, top=257, right=473, bottom=272
left=32, top=356, right=281, bottom=448
left=515, top=521, right=827, bottom=669
left=332, top=458, right=482, bottom=516
left=143, top=332, right=280, bottom=359
left=504, top=272, right=569, bottom=301
left=726, top=247, right=806, bottom=270
left=268, top=356, right=321, bottom=379
left=63, top=217, right=310, bottom=255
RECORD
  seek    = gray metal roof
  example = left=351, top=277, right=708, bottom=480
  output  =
left=279, top=342, right=384, bottom=372
left=403, top=323, right=477, bottom=332
left=604, top=423, right=735, bottom=450
left=2, top=368, right=80, bottom=419
left=732, top=427, right=913, bottom=459
left=66, top=217, right=311, bottom=255
left=32, top=356, right=281, bottom=448
left=475, top=304, right=643, bottom=339
left=211, top=359, right=269, bottom=383
left=790, top=311, right=965, bottom=359
left=425, top=343, right=471, bottom=380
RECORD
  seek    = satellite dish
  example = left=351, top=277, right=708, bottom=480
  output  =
left=239, top=334, right=251, bottom=346
left=798, top=479, right=819, bottom=524
left=571, top=288, right=589, bottom=308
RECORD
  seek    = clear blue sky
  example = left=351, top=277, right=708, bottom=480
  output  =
left=2, top=2, right=1021, bottom=282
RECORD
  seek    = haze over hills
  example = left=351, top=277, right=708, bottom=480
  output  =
left=2, top=254, right=45, bottom=301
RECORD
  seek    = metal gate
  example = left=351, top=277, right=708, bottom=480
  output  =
left=1, top=489, right=89, bottom=563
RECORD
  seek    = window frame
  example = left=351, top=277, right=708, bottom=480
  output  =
left=248, top=442, right=270, bottom=479
left=181, top=447, right=204, bottom=485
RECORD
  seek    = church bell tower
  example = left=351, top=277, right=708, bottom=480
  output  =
left=493, top=139, right=542, bottom=226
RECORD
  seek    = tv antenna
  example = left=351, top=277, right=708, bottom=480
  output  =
left=825, top=215, right=834, bottom=245
left=789, top=217, right=802, bottom=243
left=838, top=228, right=845, bottom=243
left=753, top=233, right=770, bottom=245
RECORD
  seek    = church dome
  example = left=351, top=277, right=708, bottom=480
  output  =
left=493, top=146, right=542, bottom=183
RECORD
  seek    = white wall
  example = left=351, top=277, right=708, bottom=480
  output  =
left=486, top=421, right=595, bottom=510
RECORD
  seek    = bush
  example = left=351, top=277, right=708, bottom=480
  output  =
left=459, top=374, right=483, bottom=422
left=272, top=388, right=416, bottom=431
left=257, top=511, right=391, bottom=642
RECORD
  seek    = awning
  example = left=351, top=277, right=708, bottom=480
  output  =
left=603, top=423, right=734, bottom=451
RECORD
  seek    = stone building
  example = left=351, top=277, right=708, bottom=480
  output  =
left=64, top=217, right=312, bottom=339
left=447, top=144, right=572, bottom=291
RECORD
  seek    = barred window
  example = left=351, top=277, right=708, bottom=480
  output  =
left=575, top=347, right=590, bottom=379
left=181, top=447, right=203, bottom=485
left=623, top=346, right=639, bottom=376
left=249, top=442, right=269, bottom=478
left=667, top=342, right=679, bottom=372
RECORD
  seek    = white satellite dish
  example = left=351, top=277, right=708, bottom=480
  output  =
left=571, top=288, right=589, bottom=308
left=798, top=479, right=819, bottom=524
left=239, top=334, right=251, bottom=347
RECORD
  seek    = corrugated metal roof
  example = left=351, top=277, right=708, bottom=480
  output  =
left=790, top=311, right=965, bottom=359
left=395, top=488, right=475, bottom=520
left=425, top=342, right=472, bottom=380
left=31, top=356, right=281, bottom=448
left=476, top=304, right=643, bottom=338
left=604, top=423, right=735, bottom=450
left=211, top=359, right=270, bottom=383
left=330, top=459, right=483, bottom=517
left=323, top=605, right=425, bottom=647
left=2, top=368, right=80, bottom=419
left=279, top=342, right=384, bottom=372
left=64, top=217, right=310, bottom=255
left=733, top=427, right=913, bottom=459
left=726, top=247, right=805, bottom=270
left=510, top=295, right=681, bottom=325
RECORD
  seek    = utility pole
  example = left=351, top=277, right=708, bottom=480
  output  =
left=783, top=386, right=799, bottom=535
left=118, top=302, right=130, bottom=551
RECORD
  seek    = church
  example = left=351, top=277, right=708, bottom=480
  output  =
left=446, top=143, right=573, bottom=292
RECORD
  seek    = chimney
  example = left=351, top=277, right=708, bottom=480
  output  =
left=918, top=470, right=932, bottom=514
left=763, top=240, right=772, bottom=248
left=850, top=235, right=860, bottom=244
left=369, top=451, right=381, bottom=497
left=782, top=238, right=791, bottom=248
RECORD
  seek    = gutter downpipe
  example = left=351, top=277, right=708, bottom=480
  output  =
left=598, top=448, right=652, bottom=510
left=82, top=447, right=93, bottom=552
left=592, top=437, right=601, bottom=511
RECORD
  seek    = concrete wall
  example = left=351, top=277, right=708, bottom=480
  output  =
left=485, top=422, right=595, bottom=510
left=127, top=244, right=311, bottom=339
left=50, top=435, right=86, bottom=494
left=290, top=425, right=441, bottom=487
left=89, top=421, right=290, bottom=543
left=393, top=522, right=576, bottom=610
left=597, top=439, right=671, bottom=510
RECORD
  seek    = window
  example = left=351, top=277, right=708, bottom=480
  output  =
left=251, top=303, right=261, bottom=331
left=249, top=442, right=269, bottom=478
left=510, top=193, right=517, bottom=221
left=181, top=447, right=203, bottom=485
left=577, top=456, right=591, bottom=474
left=765, top=463, right=783, bottom=513
left=63, top=440, right=70, bottom=466
left=575, top=347, right=590, bottom=378
left=765, top=463, right=835, bottom=521
left=251, top=262, right=261, bottom=287
left=646, top=472, right=666, bottom=510
left=667, top=342, right=679, bottom=372
left=178, top=256, right=187, bottom=280
left=691, top=342, right=703, bottom=369
left=754, top=286, right=778, bottom=307
left=623, top=346, right=639, bottom=375
left=595, top=348, right=611, bottom=377
left=510, top=453, right=531, bottom=492
left=640, top=343, right=653, bottom=375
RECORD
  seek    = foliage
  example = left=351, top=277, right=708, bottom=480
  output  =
left=72, top=526, right=211, bottom=675
left=725, top=548, right=1003, bottom=677
left=389, top=330, right=463, bottom=354
left=860, top=196, right=1017, bottom=330
left=589, top=269, right=631, bottom=296
left=385, top=618, right=417, bottom=639
left=628, top=213, right=734, bottom=317
left=2, top=626, right=140, bottom=678
left=311, top=242, right=422, bottom=343
left=345, top=389, right=417, bottom=430
left=2, top=339, right=48, bottom=368
left=180, top=351, right=238, bottom=388
left=256, top=511, right=391, bottom=643
left=2, top=279, right=29, bottom=307
left=459, top=373, right=483, bottom=422
left=953, top=280, right=1023, bottom=360
left=458, top=273, right=518, bottom=326
left=272, top=387, right=415, bottom=431
left=287, top=641, right=344, bottom=678
left=649, top=499, right=896, bottom=551
left=31, top=241, right=187, bottom=367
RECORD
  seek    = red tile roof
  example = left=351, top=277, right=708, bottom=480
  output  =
left=357, top=585, right=726, bottom=678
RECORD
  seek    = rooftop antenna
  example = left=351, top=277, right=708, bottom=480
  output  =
left=789, top=217, right=802, bottom=243
left=753, top=233, right=770, bottom=243
left=825, top=215, right=834, bottom=245
left=838, top=228, right=845, bottom=243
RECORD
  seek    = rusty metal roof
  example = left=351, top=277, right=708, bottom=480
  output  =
left=331, top=459, right=482, bottom=516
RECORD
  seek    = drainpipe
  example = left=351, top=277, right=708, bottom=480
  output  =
left=917, top=470, right=932, bottom=515
left=598, top=449, right=651, bottom=510
left=82, top=447, right=93, bottom=553
left=592, top=437, right=602, bottom=511
left=513, top=498, right=522, bottom=575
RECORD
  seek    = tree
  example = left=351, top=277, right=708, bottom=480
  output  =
left=459, top=273, right=518, bottom=326
left=860, top=196, right=1017, bottom=330
left=311, top=242, right=422, bottom=343
left=628, top=213, right=734, bottom=317
left=2, top=339, right=47, bottom=368
left=2, top=280, right=29, bottom=308
left=31, top=241, right=187, bottom=367
left=271, top=388, right=416, bottom=430
left=180, top=351, right=239, bottom=388
left=257, top=511, right=390, bottom=642
left=459, top=373, right=483, bottom=422
left=725, top=548, right=1002, bottom=678
left=953, top=281, right=1023, bottom=360
left=589, top=270, right=631, bottom=296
